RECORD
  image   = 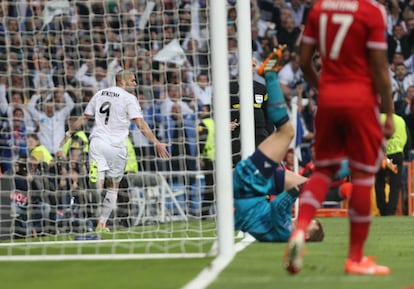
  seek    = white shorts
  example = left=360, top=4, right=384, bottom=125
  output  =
left=89, top=137, right=127, bottom=182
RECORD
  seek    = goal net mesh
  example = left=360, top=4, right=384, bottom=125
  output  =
left=0, top=0, right=239, bottom=260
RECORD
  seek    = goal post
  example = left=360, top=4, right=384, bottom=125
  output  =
left=210, top=0, right=234, bottom=261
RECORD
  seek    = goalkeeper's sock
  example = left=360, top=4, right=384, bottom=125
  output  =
left=265, top=71, right=289, bottom=128
left=250, top=148, right=279, bottom=178
left=99, top=189, right=118, bottom=225
left=286, top=186, right=301, bottom=198
left=295, top=173, right=330, bottom=232
left=348, top=177, right=373, bottom=262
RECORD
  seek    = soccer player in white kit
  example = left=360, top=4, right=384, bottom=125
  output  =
left=60, top=70, right=170, bottom=232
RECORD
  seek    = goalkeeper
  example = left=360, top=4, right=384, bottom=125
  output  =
left=233, top=47, right=324, bottom=242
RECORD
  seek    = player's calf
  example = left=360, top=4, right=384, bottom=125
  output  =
left=257, top=46, right=289, bottom=128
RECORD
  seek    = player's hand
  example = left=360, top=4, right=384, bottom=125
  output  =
left=383, top=114, right=395, bottom=139
left=155, top=143, right=170, bottom=159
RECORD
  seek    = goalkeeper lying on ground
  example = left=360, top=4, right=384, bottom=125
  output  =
left=233, top=47, right=322, bottom=242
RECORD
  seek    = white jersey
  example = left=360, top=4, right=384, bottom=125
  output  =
left=85, top=86, right=143, bottom=147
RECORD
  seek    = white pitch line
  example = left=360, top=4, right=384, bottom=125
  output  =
left=180, top=233, right=256, bottom=289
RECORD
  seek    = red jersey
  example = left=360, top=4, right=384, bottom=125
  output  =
left=302, top=0, right=388, bottom=108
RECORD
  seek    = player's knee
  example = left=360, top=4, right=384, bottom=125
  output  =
left=278, top=121, right=295, bottom=141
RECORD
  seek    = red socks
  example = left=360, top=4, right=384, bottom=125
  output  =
left=295, top=172, right=331, bottom=232
left=347, top=176, right=373, bottom=262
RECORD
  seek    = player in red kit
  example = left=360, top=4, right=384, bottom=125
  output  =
left=283, top=0, right=395, bottom=275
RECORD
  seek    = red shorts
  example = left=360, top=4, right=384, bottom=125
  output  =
left=313, top=106, right=384, bottom=174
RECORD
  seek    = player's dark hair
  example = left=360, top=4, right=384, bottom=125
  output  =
left=307, top=219, right=325, bottom=242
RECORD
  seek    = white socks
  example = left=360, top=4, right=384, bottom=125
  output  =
left=99, top=189, right=118, bottom=225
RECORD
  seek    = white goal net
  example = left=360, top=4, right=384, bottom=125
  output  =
left=0, top=0, right=237, bottom=261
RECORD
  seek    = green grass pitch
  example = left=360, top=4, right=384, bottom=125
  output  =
left=0, top=217, right=413, bottom=289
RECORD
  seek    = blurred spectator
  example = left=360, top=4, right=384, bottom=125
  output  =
left=289, top=83, right=314, bottom=145
left=392, top=63, right=414, bottom=114
left=61, top=113, right=89, bottom=158
left=258, top=0, right=275, bottom=28
left=283, top=148, right=297, bottom=171
left=401, top=85, right=414, bottom=116
left=177, top=5, right=192, bottom=40
left=75, top=59, right=110, bottom=90
left=7, top=50, right=25, bottom=75
left=278, top=50, right=303, bottom=102
left=403, top=90, right=414, bottom=153
left=32, top=54, right=55, bottom=90
left=0, top=6, right=5, bottom=54
left=11, top=157, right=52, bottom=237
left=182, top=37, right=209, bottom=76
left=285, top=0, right=309, bottom=27
left=389, top=52, right=405, bottom=77
left=197, top=104, right=215, bottom=218
left=378, top=0, right=401, bottom=36
left=4, top=17, right=19, bottom=46
left=163, top=101, right=197, bottom=172
left=3, top=107, right=28, bottom=159
left=54, top=137, right=93, bottom=232
left=104, top=29, right=122, bottom=56
left=276, top=16, right=303, bottom=51
left=403, top=54, right=414, bottom=74
left=227, top=37, right=239, bottom=79
left=375, top=113, right=408, bottom=216
left=53, top=60, right=80, bottom=89
left=250, top=0, right=261, bottom=26
left=65, top=136, right=89, bottom=198
left=251, top=24, right=263, bottom=61
left=255, top=33, right=277, bottom=67
left=28, top=90, right=74, bottom=155
left=0, top=89, right=37, bottom=133
left=387, top=23, right=413, bottom=63
left=275, top=7, right=293, bottom=34
left=26, top=133, right=54, bottom=167
left=227, top=6, right=237, bottom=30
left=130, top=92, right=158, bottom=171
left=191, top=72, right=212, bottom=107
left=160, top=84, right=194, bottom=117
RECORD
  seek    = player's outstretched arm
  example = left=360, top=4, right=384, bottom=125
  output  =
left=299, top=42, right=318, bottom=89
left=133, top=117, right=170, bottom=159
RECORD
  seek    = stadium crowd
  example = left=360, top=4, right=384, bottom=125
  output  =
left=0, top=0, right=413, bottom=236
